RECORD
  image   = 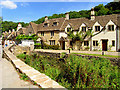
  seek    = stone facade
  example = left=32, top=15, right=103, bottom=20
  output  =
left=6, top=7, right=120, bottom=52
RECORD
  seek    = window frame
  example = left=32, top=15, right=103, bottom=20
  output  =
left=95, top=26, right=100, bottom=32
left=82, top=27, right=86, bottom=32
left=53, top=22, right=57, bottom=26
left=51, top=31, right=54, bottom=37
left=50, top=40, right=55, bottom=45
left=41, top=32, right=44, bottom=36
left=112, top=40, right=115, bottom=46
left=67, top=27, right=71, bottom=32
left=44, top=23, right=48, bottom=27
left=108, top=25, right=114, bottom=31
left=93, top=40, right=98, bottom=46
left=84, top=41, right=89, bottom=46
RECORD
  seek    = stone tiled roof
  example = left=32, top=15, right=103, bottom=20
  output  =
left=37, top=18, right=65, bottom=31
left=20, top=14, right=120, bottom=34
left=93, top=14, right=118, bottom=27
left=60, top=18, right=91, bottom=31
left=30, top=22, right=38, bottom=34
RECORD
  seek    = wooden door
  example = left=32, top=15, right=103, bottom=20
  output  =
left=102, top=40, right=107, bottom=51
left=61, top=41, right=65, bottom=50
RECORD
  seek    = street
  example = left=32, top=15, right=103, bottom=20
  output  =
left=0, top=38, right=38, bottom=89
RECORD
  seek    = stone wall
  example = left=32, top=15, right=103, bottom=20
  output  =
left=32, top=51, right=61, bottom=59
left=3, top=44, right=66, bottom=89
left=11, top=45, right=30, bottom=56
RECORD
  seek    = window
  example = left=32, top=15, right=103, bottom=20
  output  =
left=95, top=26, right=100, bottom=32
left=112, top=40, right=115, bottom=46
left=67, top=28, right=71, bottom=32
left=93, top=41, right=98, bottom=46
left=84, top=41, right=89, bottom=46
left=82, top=27, right=86, bottom=32
left=108, top=25, right=114, bottom=31
left=53, top=22, right=57, bottom=26
left=41, top=32, right=44, bottom=36
left=51, top=31, right=54, bottom=36
left=70, top=41, right=73, bottom=46
left=44, top=23, right=48, bottom=27
left=50, top=40, right=55, bottom=45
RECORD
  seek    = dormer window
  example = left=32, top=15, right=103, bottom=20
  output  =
left=67, top=28, right=71, bottom=32
left=53, top=22, right=57, bottom=26
left=82, top=27, right=86, bottom=32
left=108, top=25, right=114, bottom=31
left=95, top=26, right=100, bottom=32
left=51, top=31, right=54, bottom=36
left=41, top=32, right=44, bottom=36
left=44, top=23, right=48, bottom=27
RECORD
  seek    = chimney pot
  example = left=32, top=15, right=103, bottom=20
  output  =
left=65, top=12, right=69, bottom=20
left=45, top=16, right=48, bottom=21
left=90, top=7, right=95, bottom=20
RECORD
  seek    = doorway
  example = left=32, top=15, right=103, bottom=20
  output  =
left=102, top=40, right=108, bottom=51
left=60, top=41, right=65, bottom=50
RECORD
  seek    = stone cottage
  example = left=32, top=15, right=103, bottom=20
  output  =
left=16, top=8, right=120, bottom=51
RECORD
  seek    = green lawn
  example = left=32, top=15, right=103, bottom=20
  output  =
left=72, top=53, right=120, bottom=58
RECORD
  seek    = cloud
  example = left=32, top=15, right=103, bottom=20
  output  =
left=20, top=2, right=29, bottom=7
left=0, top=0, right=17, bottom=9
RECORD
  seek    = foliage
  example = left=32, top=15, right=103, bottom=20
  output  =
left=60, top=52, right=67, bottom=58
left=84, top=46, right=90, bottom=50
left=15, top=34, right=38, bottom=42
left=2, top=21, right=28, bottom=32
left=42, top=43, right=59, bottom=50
left=20, top=73, right=29, bottom=81
left=67, top=28, right=93, bottom=49
left=34, top=43, right=42, bottom=49
left=17, top=53, right=120, bottom=88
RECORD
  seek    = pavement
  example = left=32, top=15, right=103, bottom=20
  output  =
left=0, top=39, right=39, bottom=89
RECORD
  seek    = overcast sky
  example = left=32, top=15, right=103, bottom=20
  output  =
left=0, top=0, right=113, bottom=23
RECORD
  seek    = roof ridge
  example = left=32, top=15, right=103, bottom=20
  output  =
left=95, top=14, right=118, bottom=18
left=48, top=17, right=65, bottom=20
left=68, top=17, right=89, bottom=20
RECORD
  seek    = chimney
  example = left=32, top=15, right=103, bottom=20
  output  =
left=65, top=12, right=69, bottom=20
left=91, top=7, right=95, bottom=20
left=17, top=23, right=22, bottom=31
left=45, top=16, right=48, bottom=21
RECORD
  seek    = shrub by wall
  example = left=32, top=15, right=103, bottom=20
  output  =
left=17, top=53, right=120, bottom=88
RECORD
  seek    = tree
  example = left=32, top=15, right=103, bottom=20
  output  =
left=94, top=4, right=109, bottom=16
left=67, top=27, right=105, bottom=50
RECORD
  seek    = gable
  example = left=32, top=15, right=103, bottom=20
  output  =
left=106, top=20, right=116, bottom=26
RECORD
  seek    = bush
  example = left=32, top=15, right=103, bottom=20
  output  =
left=17, top=53, right=26, bottom=59
left=17, top=53, right=120, bottom=88
left=84, top=46, right=90, bottom=50
left=43, top=43, right=59, bottom=50
left=34, top=43, right=42, bottom=49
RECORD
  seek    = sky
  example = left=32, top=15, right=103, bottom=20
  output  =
left=0, top=0, right=115, bottom=23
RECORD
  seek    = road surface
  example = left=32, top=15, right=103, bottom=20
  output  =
left=0, top=38, right=39, bottom=89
